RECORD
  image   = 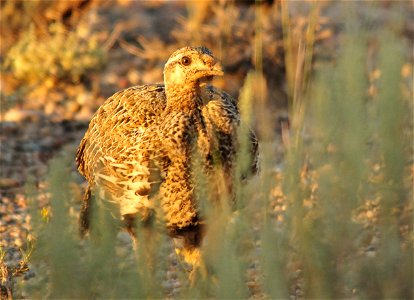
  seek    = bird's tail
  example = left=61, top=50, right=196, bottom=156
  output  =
left=79, top=185, right=92, bottom=237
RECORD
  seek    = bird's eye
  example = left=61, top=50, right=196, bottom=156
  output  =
left=181, top=56, right=191, bottom=66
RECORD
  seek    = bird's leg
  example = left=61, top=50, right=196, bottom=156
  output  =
left=124, top=213, right=158, bottom=274
left=79, top=185, right=92, bottom=237
left=123, top=213, right=138, bottom=249
left=174, top=225, right=207, bottom=286
left=181, top=246, right=206, bottom=286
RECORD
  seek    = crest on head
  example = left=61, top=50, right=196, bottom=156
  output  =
left=168, top=46, right=213, bottom=59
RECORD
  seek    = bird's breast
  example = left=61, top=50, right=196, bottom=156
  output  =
left=159, top=109, right=219, bottom=174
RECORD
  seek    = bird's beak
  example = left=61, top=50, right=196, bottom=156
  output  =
left=197, top=55, right=224, bottom=79
left=207, top=54, right=224, bottom=76
left=198, top=62, right=223, bottom=86
left=209, top=60, right=224, bottom=76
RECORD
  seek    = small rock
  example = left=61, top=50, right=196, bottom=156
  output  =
left=127, top=69, right=141, bottom=85
left=0, top=178, right=20, bottom=189
left=118, top=231, right=133, bottom=245
left=2, top=109, right=42, bottom=122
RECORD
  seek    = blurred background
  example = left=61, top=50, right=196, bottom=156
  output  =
left=0, top=0, right=413, bottom=299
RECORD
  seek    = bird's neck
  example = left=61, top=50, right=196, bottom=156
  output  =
left=164, top=84, right=203, bottom=114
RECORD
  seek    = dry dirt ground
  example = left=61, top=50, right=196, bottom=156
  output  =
left=0, top=0, right=412, bottom=298
left=0, top=2, right=289, bottom=297
left=0, top=0, right=287, bottom=278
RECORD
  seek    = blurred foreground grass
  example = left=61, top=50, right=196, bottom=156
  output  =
left=5, top=5, right=413, bottom=300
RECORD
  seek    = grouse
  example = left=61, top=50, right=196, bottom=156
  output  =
left=76, top=46, right=258, bottom=269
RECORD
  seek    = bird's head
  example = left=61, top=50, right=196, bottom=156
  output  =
left=163, top=47, right=223, bottom=89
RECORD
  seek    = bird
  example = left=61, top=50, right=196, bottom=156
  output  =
left=76, top=46, right=258, bottom=275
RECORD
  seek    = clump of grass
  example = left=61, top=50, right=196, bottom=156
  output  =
left=4, top=22, right=105, bottom=87
left=0, top=247, right=32, bottom=299
left=24, top=155, right=163, bottom=298
left=0, top=0, right=94, bottom=55
left=279, top=7, right=413, bottom=298
left=17, top=4, right=413, bottom=299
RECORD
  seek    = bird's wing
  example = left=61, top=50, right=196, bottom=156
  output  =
left=76, top=84, right=166, bottom=178
left=203, top=86, right=259, bottom=176
left=76, top=84, right=167, bottom=217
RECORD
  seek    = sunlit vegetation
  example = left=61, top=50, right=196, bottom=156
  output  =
left=1, top=1, right=412, bottom=299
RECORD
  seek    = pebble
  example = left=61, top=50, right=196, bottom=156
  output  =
left=0, top=116, right=90, bottom=288
left=0, top=178, right=20, bottom=189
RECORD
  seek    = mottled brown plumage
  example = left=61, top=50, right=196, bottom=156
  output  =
left=76, top=46, right=258, bottom=269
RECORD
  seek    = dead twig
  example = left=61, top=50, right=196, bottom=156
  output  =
left=119, top=38, right=145, bottom=58
left=0, top=247, right=33, bottom=300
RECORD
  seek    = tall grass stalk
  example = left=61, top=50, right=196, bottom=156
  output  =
left=282, top=7, right=412, bottom=298
left=22, top=6, right=412, bottom=299
left=374, top=30, right=412, bottom=298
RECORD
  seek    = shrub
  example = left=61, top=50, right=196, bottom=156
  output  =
left=4, top=22, right=105, bottom=86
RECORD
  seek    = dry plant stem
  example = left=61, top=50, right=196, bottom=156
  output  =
left=119, top=38, right=145, bottom=57
left=281, top=0, right=294, bottom=102
left=0, top=247, right=32, bottom=300
left=103, top=23, right=124, bottom=52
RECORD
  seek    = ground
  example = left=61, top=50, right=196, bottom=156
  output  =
left=0, top=0, right=413, bottom=298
